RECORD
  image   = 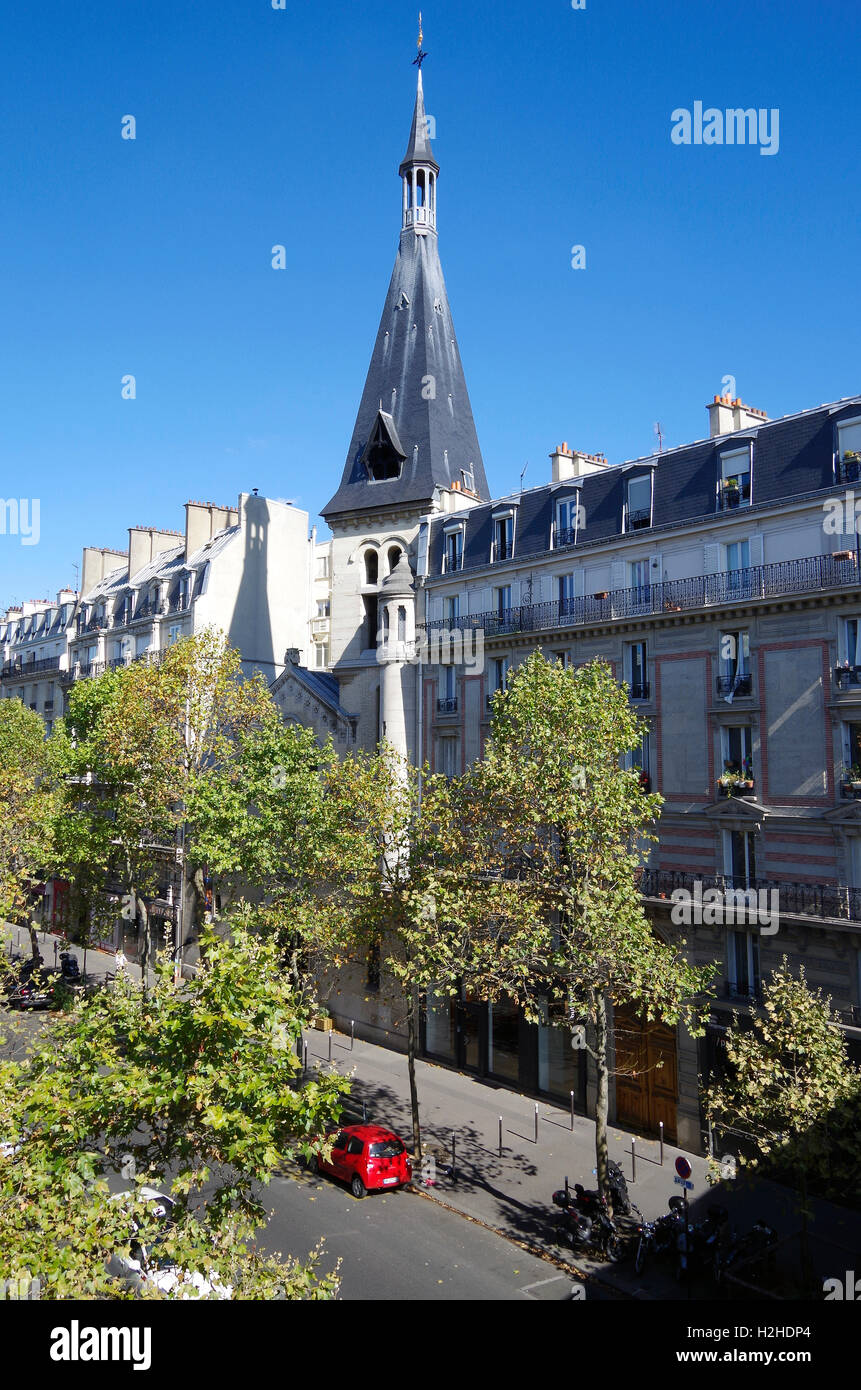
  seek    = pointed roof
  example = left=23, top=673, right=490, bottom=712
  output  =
left=322, top=72, right=488, bottom=522
left=400, top=70, right=439, bottom=175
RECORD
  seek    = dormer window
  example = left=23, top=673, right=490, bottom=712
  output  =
left=443, top=526, right=464, bottom=573
left=555, top=495, right=581, bottom=548
left=361, top=412, right=407, bottom=482
left=837, top=417, right=861, bottom=483
left=492, top=511, right=514, bottom=563
left=718, top=445, right=752, bottom=510
left=626, top=474, right=653, bottom=531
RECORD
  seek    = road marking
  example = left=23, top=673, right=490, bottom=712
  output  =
left=518, top=1274, right=572, bottom=1299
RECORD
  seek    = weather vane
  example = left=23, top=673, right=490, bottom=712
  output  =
left=413, top=12, right=427, bottom=68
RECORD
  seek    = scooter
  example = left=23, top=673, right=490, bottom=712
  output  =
left=632, top=1195, right=685, bottom=1276
left=59, top=952, right=82, bottom=983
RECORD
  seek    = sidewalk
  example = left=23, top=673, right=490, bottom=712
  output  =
left=303, top=1022, right=861, bottom=1299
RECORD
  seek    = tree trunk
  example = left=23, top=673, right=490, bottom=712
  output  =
left=594, top=988, right=612, bottom=1214
left=138, top=894, right=150, bottom=997
left=27, top=922, right=42, bottom=964
left=406, top=984, right=422, bottom=1161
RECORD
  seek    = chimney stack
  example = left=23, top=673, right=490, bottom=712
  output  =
left=551, top=442, right=608, bottom=482
left=81, top=546, right=128, bottom=599
left=708, top=395, right=768, bottom=439
left=185, top=500, right=239, bottom=561
left=128, top=527, right=183, bottom=581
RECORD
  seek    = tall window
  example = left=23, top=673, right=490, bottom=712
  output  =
left=728, top=930, right=760, bottom=999
left=725, top=539, right=750, bottom=594
left=626, top=475, right=652, bottom=530
left=724, top=828, right=756, bottom=888
left=719, top=630, right=751, bottom=695
left=719, top=447, right=752, bottom=509
left=630, top=559, right=650, bottom=604
left=364, top=551, right=379, bottom=586
left=491, top=656, right=510, bottom=693
left=493, top=515, right=513, bottom=563
left=557, top=573, right=576, bottom=616
left=445, top=595, right=460, bottom=623
left=495, top=585, right=512, bottom=616
left=837, top=418, right=861, bottom=481
left=556, top=497, right=580, bottom=547
left=438, top=737, right=459, bottom=778
left=842, top=617, right=861, bottom=668
left=628, top=642, right=648, bottom=699
left=722, top=726, right=753, bottom=782
left=444, top=529, right=463, bottom=573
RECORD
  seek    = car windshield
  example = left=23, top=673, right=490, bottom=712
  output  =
left=369, top=1140, right=404, bottom=1158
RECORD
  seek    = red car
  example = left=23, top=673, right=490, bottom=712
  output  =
left=310, top=1124, right=412, bottom=1199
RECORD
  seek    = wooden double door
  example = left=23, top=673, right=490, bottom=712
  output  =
left=613, top=1005, right=678, bottom=1142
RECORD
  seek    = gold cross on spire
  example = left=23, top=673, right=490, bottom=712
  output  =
left=413, top=12, right=427, bottom=67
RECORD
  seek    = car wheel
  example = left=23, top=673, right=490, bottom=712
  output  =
left=351, top=1174, right=366, bottom=1199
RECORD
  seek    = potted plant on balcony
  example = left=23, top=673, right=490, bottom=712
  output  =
left=593, top=590, right=609, bottom=600
left=833, top=549, right=855, bottom=562
left=844, top=764, right=861, bottom=793
left=737, top=758, right=755, bottom=792
left=722, top=476, right=741, bottom=508
left=718, top=762, right=742, bottom=796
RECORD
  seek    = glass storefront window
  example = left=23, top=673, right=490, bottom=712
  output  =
left=425, top=991, right=456, bottom=1061
left=488, top=998, right=520, bottom=1083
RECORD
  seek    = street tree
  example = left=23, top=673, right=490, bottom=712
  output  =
left=705, top=958, right=861, bottom=1288
left=462, top=652, right=715, bottom=1208
left=0, top=920, right=345, bottom=1298
left=0, top=699, right=59, bottom=958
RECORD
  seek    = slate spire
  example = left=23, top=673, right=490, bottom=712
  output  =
left=321, top=65, right=488, bottom=522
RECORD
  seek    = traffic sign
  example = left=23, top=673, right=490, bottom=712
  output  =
left=674, top=1155, right=692, bottom=1180
left=674, top=1175, right=694, bottom=1190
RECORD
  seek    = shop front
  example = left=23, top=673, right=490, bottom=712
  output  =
left=422, top=988, right=587, bottom=1109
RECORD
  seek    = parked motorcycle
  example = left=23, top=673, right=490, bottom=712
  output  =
left=714, top=1219, right=778, bottom=1289
left=59, top=952, right=82, bottom=983
left=554, top=1160, right=637, bottom=1220
left=632, top=1195, right=685, bottom=1276
left=555, top=1200, right=625, bottom=1262
left=676, top=1202, right=730, bottom=1282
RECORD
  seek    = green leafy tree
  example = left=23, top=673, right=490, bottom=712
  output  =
left=462, top=653, right=715, bottom=1207
left=0, top=921, right=345, bottom=1298
left=705, top=958, right=861, bottom=1287
left=0, top=700, right=58, bottom=958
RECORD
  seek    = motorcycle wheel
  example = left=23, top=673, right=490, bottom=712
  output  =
left=604, top=1234, right=623, bottom=1263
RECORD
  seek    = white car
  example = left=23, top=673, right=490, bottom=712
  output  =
left=107, top=1187, right=232, bottom=1300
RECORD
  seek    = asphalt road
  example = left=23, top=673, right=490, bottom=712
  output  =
left=262, top=1165, right=613, bottom=1301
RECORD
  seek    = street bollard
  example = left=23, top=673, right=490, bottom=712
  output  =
left=631, top=1137, right=637, bottom=1183
left=303, top=1042, right=308, bottom=1075
left=534, top=1104, right=539, bottom=1144
left=362, top=1100, right=367, bottom=1123
left=451, top=1134, right=457, bottom=1185
left=570, top=1090, right=575, bottom=1132
left=659, top=1120, right=664, bottom=1165
left=328, top=1032, right=333, bottom=1065
left=350, top=1019, right=355, bottom=1051
left=498, top=1116, right=503, bottom=1158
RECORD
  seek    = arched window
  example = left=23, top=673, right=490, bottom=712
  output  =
left=416, top=171, right=426, bottom=207
left=364, top=550, right=378, bottom=586
left=398, top=606, right=407, bottom=642
left=388, top=546, right=402, bottom=573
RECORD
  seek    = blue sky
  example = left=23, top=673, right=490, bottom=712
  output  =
left=1, top=0, right=859, bottom=602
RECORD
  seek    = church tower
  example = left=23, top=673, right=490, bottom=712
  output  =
left=322, top=43, right=489, bottom=757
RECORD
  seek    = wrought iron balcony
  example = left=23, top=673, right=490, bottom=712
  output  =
left=837, top=454, right=861, bottom=484
left=555, top=526, right=578, bottom=549
left=834, top=665, right=861, bottom=691
left=629, top=680, right=650, bottom=700
left=437, top=697, right=458, bottom=714
left=1, top=656, right=61, bottom=679
left=717, top=478, right=752, bottom=511
left=627, top=509, right=652, bottom=531
left=640, top=867, right=861, bottom=923
left=716, top=673, right=753, bottom=696
left=424, top=554, right=860, bottom=641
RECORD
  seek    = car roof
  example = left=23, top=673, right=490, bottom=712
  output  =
left=337, top=1124, right=402, bottom=1141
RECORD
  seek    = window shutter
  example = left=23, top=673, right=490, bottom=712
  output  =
left=649, top=552, right=664, bottom=583
left=749, top=535, right=764, bottom=568
left=703, top=543, right=722, bottom=574
left=610, top=560, right=627, bottom=592
left=573, top=568, right=585, bottom=598
left=469, top=588, right=491, bottom=616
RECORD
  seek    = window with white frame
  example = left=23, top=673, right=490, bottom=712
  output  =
left=723, top=828, right=756, bottom=888
left=555, top=496, right=580, bottom=547
left=842, top=617, right=861, bottom=668
left=494, top=585, right=512, bottom=616
left=626, top=474, right=652, bottom=530
left=443, top=527, right=464, bottom=573
left=627, top=641, right=648, bottom=699
left=552, top=649, right=572, bottom=668
left=720, top=630, right=750, bottom=683
left=557, top=572, right=576, bottom=615
left=623, top=731, right=650, bottom=779
left=315, top=642, right=329, bottom=669
left=727, top=929, right=761, bottom=999
left=629, top=559, right=650, bottom=601
left=491, top=656, right=510, bottom=692
left=445, top=594, right=460, bottom=623
left=492, top=514, right=514, bottom=563
left=721, top=726, right=753, bottom=784
left=718, top=446, right=752, bottom=509
left=725, top=539, right=750, bottom=592
left=837, top=418, right=861, bottom=467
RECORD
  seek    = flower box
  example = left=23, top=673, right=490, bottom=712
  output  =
left=311, top=1016, right=333, bottom=1032
left=593, top=591, right=609, bottom=600
left=833, top=550, right=855, bottom=562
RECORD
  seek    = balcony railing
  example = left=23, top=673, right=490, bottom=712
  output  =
left=834, top=666, right=861, bottom=691
left=424, top=554, right=860, bottom=640
left=627, top=509, right=652, bottom=530
left=640, top=868, right=861, bottom=923
left=837, top=455, right=861, bottom=484
left=437, top=697, right=458, bottom=714
left=555, top=527, right=578, bottom=549
left=717, top=673, right=753, bottom=697
left=717, top=479, right=752, bottom=511
left=1, top=656, right=62, bottom=679
left=629, top=680, right=650, bottom=700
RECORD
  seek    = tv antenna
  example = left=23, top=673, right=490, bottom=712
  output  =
left=520, top=461, right=529, bottom=492
left=654, top=421, right=664, bottom=454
